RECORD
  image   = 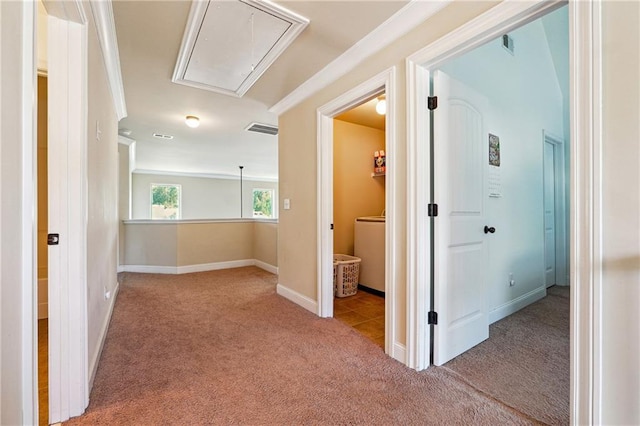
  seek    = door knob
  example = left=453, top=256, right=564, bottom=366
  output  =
left=484, top=226, right=496, bottom=234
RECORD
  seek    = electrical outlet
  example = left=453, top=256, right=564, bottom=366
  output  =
left=509, top=273, right=516, bottom=287
left=104, top=286, right=111, bottom=300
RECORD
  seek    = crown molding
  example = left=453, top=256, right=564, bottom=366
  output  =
left=268, top=0, right=452, bottom=115
left=117, top=135, right=135, bottom=146
left=89, top=0, right=127, bottom=120
left=133, top=169, right=278, bottom=183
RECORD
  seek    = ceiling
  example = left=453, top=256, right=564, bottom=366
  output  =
left=114, top=1, right=407, bottom=181
left=335, top=95, right=386, bottom=131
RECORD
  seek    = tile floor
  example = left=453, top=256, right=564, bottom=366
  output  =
left=38, top=319, right=48, bottom=426
left=334, top=290, right=385, bottom=348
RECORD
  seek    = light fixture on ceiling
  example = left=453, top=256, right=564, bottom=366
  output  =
left=185, top=115, right=200, bottom=128
left=375, top=96, right=386, bottom=115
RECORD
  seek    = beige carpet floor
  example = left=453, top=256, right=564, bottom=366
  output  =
left=66, top=267, right=567, bottom=425
left=443, top=286, right=570, bottom=425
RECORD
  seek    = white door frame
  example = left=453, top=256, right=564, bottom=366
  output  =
left=406, top=0, right=603, bottom=424
left=317, top=67, right=405, bottom=362
left=543, top=130, right=568, bottom=287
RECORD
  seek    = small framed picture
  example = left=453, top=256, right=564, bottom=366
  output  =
left=489, top=133, right=500, bottom=167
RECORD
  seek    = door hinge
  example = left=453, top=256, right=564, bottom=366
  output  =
left=47, top=233, right=60, bottom=245
left=428, top=96, right=438, bottom=110
left=428, top=311, right=438, bottom=325
left=428, top=203, right=438, bottom=217
left=330, top=223, right=334, bottom=230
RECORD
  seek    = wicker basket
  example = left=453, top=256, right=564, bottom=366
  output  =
left=333, top=254, right=361, bottom=298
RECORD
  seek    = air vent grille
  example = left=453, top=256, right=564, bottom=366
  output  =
left=153, top=133, right=174, bottom=140
left=502, top=34, right=514, bottom=55
left=245, top=122, right=278, bottom=136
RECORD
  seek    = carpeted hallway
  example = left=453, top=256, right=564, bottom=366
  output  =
left=66, top=267, right=568, bottom=425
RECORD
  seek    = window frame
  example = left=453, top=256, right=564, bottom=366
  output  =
left=150, top=183, right=182, bottom=220
left=252, top=188, right=275, bottom=218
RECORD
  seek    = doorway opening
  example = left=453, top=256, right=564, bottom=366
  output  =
left=430, top=3, right=570, bottom=364
left=332, top=94, right=387, bottom=348
left=316, top=67, right=404, bottom=363
left=407, top=1, right=575, bottom=423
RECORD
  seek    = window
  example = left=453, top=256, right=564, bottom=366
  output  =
left=151, top=184, right=181, bottom=220
left=253, top=188, right=274, bottom=218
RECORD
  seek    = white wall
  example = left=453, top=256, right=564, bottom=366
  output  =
left=440, top=17, right=567, bottom=317
left=132, top=172, right=278, bottom=220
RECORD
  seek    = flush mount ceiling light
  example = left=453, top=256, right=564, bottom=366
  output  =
left=375, top=96, right=387, bottom=115
left=172, top=0, right=309, bottom=98
left=185, top=115, right=200, bottom=128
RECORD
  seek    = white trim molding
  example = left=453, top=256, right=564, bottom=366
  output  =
left=117, top=135, right=135, bottom=146
left=88, top=0, right=127, bottom=120
left=133, top=168, right=278, bottom=183
left=89, top=281, right=119, bottom=389
left=488, top=286, right=547, bottom=325
left=570, top=0, right=603, bottom=423
left=21, top=1, right=39, bottom=423
left=543, top=130, right=568, bottom=286
left=269, top=0, right=451, bottom=115
left=122, top=259, right=278, bottom=276
left=316, top=67, right=401, bottom=363
left=276, top=284, right=318, bottom=314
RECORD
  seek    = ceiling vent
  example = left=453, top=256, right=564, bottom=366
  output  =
left=172, top=0, right=309, bottom=98
left=245, top=122, right=278, bottom=136
left=502, top=34, right=515, bottom=55
left=153, top=133, right=174, bottom=140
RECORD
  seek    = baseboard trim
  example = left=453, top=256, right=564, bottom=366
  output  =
left=89, top=280, right=119, bottom=390
left=254, top=260, right=278, bottom=275
left=276, top=283, right=318, bottom=314
left=489, top=286, right=546, bottom=324
left=177, top=260, right=254, bottom=274
left=117, top=265, right=125, bottom=273
left=391, top=342, right=407, bottom=365
left=122, top=259, right=279, bottom=275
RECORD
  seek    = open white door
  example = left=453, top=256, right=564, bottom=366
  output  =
left=432, top=70, right=490, bottom=365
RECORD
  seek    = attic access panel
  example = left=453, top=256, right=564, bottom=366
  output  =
left=172, top=0, right=309, bottom=97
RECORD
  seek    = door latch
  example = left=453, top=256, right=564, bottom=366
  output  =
left=47, top=233, right=60, bottom=245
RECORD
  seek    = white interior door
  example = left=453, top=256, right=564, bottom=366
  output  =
left=543, top=141, right=557, bottom=287
left=432, top=70, right=490, bottom=366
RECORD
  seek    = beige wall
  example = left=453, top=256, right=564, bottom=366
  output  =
left=601, top=1, right=640, bottom=422
left=132, top=172, right=278, bottom=220
left=177, top=222, right=253, bottom=266
left=124, top=220, right=277, bottom=269
left=1, top=2, right=27, bottom=422
left=118, top=143, right=130, bottom=267
left=85, top=7, right=120, bottom=385
left=279, top=0, right=640, bottom=421
left=254, top=221, right=278, bottom=267
left=278, top=1, right=497, bottom=346
left=333, top=120, right=385, bottom=256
